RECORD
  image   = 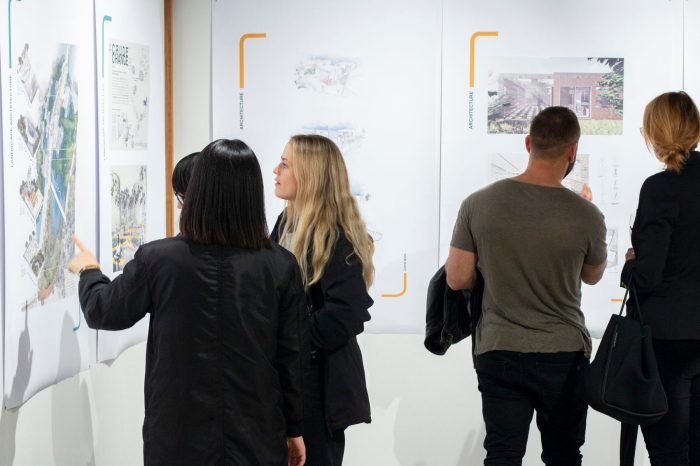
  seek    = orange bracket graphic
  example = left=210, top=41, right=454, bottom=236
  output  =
left=381, top=272, right=407, bottom=298
left=469, top=31, right=498, bottom=88
left=239, top=33, right=267, bottom=89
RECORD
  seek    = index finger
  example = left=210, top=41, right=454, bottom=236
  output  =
left=72, top=234, right=87, bottom=253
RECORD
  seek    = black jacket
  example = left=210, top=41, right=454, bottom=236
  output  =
left=78, top=237, right=307, bottom=466
left=272, top=214, right=372, bottom=433
left=622, top=151, right=700, bottom=339
left=424, top=266, right=483, bottom=357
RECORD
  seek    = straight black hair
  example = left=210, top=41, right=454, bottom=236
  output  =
left=179, top=139, right=270, bottom=249
left=172, top=152, right=199, bottom=196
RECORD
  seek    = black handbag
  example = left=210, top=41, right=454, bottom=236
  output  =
left=583, top=277, right=668, bottom=426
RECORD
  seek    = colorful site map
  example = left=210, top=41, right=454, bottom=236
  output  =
left=17, top=43, right=78, bottom=309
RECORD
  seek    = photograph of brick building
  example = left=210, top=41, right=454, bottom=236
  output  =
left=487, top=57, right=623, bottom=135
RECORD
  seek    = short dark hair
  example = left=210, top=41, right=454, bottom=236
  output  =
left=179, top=139, right=270, bottom=249
left=529, top=106, right=581, bottom=159
left=172, top=152, right=199, bottom=196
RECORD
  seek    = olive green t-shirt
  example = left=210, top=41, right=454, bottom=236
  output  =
left=451, top=179, right=607, bottom=357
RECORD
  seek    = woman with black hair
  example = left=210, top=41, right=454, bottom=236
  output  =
left=69, top=139, right=308, bottom=466
left=172, top=151, right=199, bottom=208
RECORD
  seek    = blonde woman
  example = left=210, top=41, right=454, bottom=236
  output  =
left=623, top=91, right=700, bottom=465
left=272, top=134, right=374, bottom=466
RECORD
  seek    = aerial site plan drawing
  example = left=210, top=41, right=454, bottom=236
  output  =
left=17, top=43, right=78, bottom=309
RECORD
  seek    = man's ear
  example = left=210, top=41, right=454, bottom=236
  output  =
left=525, top=134, right=531, bottom=153
left=567, top=141, right=578, bottom=162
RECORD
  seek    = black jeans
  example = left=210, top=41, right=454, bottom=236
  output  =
left=303, top=354, right=345, bottom=466
left=641, top=339, right=700, bottom=466
left=475, top=350, right=588, bottom=466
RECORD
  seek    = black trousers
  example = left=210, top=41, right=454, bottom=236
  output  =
left=475, top=350, right=588, bottom=466
left=641, top=339, right=700, bottom=466
left=303, top=354, right=345, bottom=466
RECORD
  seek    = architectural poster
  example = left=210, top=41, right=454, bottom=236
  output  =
left=110, top=165, right=147, bottom=272
left=212, top=0, right=442, bottom=333
left=95, top=0, right=165, bottom=362
left=1, top=0, right=97, bottom=408
left=109, top=40, right=150, bottom=151
left=440, top=0, right=680, bottom=336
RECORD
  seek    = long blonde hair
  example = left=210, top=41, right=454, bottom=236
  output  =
left=280, top=134, right=374, bottom=289
left=642, top=91, right=700, bottom=173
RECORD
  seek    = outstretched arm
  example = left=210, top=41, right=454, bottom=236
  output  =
left=69, top=236, right=151, bottom=330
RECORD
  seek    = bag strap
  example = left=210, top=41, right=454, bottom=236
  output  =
left=619, top=273, right=644, bottom=323
left=617, top=287, right=629, bottom=316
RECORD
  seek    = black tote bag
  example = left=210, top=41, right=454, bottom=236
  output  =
left=583, top=278, right=668, bottom=426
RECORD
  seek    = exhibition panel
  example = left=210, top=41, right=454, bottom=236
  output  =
left=1, top=0, right=165, bottom=407
left=95, top=0, right=165, bottom=363
left=212, top=0, right=443, bottom=333
left=440, top=0, right=680, bottom=336
left=1, top=0, right=97, bottom=408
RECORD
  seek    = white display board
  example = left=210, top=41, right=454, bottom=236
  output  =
left=212, top=0, right=442, bottom=333
left=0, top=62, right=4, bottom=403
left=684, top=0, right=700, bottom=100
left=1, top=0, right=97, bottom=408
left=95, top=0, right=165, bottom=362
left=440, top=0, right=681, bottom=337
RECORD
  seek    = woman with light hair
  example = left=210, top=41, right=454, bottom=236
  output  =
left=623, top=91, right=700, bottom=465
left=272, top=134, right=374, bottom=466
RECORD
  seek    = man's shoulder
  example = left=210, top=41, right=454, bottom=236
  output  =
left=462, top=179, right=512, bottom=205
left=559, top=188, right=604, bottom=220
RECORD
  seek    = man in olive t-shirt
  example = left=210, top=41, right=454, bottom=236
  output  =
left=446, top=107, right=607, bottom=466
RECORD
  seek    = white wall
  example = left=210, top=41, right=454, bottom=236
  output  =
left=172, top=0, right=213, bottom=226
left=0, top=1, right=652, bottom=465
left=0, top=343, right=145, bottom=465
left=346, top=336, right=648, bottom=466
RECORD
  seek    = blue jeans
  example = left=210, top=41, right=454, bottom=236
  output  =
left=475, top=350, right=588, bottom=466
left=641, top=339, right=700, bottom=466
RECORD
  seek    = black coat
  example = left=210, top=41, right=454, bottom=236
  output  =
left=424, top=266, right=483, bottom=357
left=622, top=151, right=700, bottom=339
left=78, top=237, right=307, bottom=466
left=271, top=214, right=372, bottom=433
